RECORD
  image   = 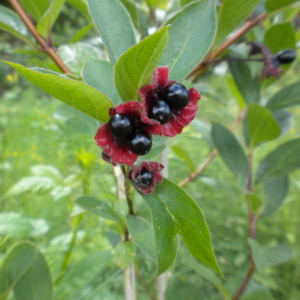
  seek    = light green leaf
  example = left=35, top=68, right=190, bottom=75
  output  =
left=265, top=0, right=296, bottom=12
left=172, top=145, right=195, bottom=173
left=36, top=0, right=65, bottom=37
left=0, top=243, right=53, bottom=300
left=82, top=57, right=121, bottom=106
left=126, top=214, right=156, bottom=261
left=70, top=22, right=93, bottom=43
left=255, top=138, right=300, bottom=183
left=266, top=81, right=300, bottom=111
left=246, top=193, right=262, bottom=213
left=248, top=239, right=293, bottom=272
left=229, top=61, right=260, bottom=105
left=67, top=0, right=88, bottom=15
left=4, top=61, right=114, bottom=123
left=262, top=176, right=289, bottom=216
left=211, top=122, right=248, bottom=186
left=119, top=0, right=140, bottom=31
left=247, top=104, right=281, bottom=148
left=214, top=0, right=260, bottom=47
left=114, top=26, right=170, bottom=102
left=75, top=196, right=121, bottom=222
left=143, top=178, right=222, bottom=276
left=0, top=5, right=35, bottom=46
left=87, top=0, right=136, bottom=65
left=159, top=0, right=217, bottom=81
left=19, top=0, right=49, bottom=22
left=147, top=0, right=169, bottom=9
left=114, top=241, right=136, bottom=269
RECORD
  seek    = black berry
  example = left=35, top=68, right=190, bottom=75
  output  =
left=109, top=114, right=132, bottom=138
left=149, top=100, right=171, bottom=125
left=127, top=129, right=152, bottom=156
left=134, top=168, right=153, bottom=188
left=276, top=49, right=297, bottom=64
left=271, top=56, right=280, bottom=68
left=161, top=83, right=189, bottom=110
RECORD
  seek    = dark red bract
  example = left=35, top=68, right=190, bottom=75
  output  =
left=128, top=161, right=164, bottom=194
left=139, top=67, right=201, bottom=137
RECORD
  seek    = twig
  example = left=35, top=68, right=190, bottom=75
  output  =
left=121, top=165, right=135, bottom=216
left=179, top=108, right=247, bottom=187
left=9, top=0, right=71, bottom=74
left=208, top=58, right=264, bottom=64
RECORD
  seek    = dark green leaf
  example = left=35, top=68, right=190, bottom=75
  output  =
left=248, top=239, right=293, bottom=272
left=266, top=81, right=300, bottom=111
left=4, top=61, right=114, bottom=123
left=211, top=123, right=248, bottom=186
left=75, top=196, right=121, bottom=222
left=265, top=0, right=296, bottom=12
left=114, top=241, right=136, bottom=268
left=180, top=0, right=196, bottom=6
left=82, top=57, right=121, bottom=106
left=229, top=62, right=260, bottom=105
left=246, top=193, right=262, bottom=213
left=255, top=138, right=300, bottom=183
left=87, top=0, right=136, bottom=65
left=272, top=111, right=292, bottom=135
left=159, top=0, right=217, bottom=81
left=247, top=104, right=281, bottom=148
left=143, top=178, right=222, bottom=276
left=172, top=145, right=195, bottom=173
left=262, top=176, right=289, bottom=216
left=114, top=26, right=170, bottom=102
left=18, top=0, right=49, bottom=22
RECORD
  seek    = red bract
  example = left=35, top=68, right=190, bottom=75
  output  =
left=128, top=161, right=164, bottom=194
left=95, top=101, right=152, bottom=166
left=139, top=67, right=201, bottom=137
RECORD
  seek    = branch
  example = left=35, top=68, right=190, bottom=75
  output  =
left=9, top=0, right=71, bottom=74
left=179, top=108, right=247, bottom=187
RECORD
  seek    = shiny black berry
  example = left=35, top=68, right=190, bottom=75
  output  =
left=149, top=100, right=171, bottom=125
left=109, top=114, right=132, bottom=138
left=127, top=129, right=152, bottom=156
left=134, top=168, right=153, bottom=188
left=161, top=83, right=189, bottom=110
left=271, top=56, right=280, bottom=68
left=276, top=49, right=297, bottom=64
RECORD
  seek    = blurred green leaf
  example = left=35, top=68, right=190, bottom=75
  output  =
left=190, top=119, right=214, bottom=149
left=0, top=5, right=35, bottom=47
left=214, top=0, right=260, bottom=47
left=265, top=0, right=296, bottom=12
left=143, top=178, right=222, bottom=276
left=248, top=239, right=293, bottom=272
left=229, top=62, right=260, bottom=105
left=70, top=23, right=93, bottom=43
left=19, top=0, right=49, bottom=22
left=272, top=111, right=292, bottom=135
left=114, top=241, right=136, bottom=268
left=255, top=139, right=300, bottom=183
left=211, top=122, right=248, bottom=186
left=246, top=193, right=262, bottom=213
left=87, top=0, right=136, bottom=65
left=75, top=196, right=121, bottom=222
left=119, top=0, right=140, bottom=31
left=266, top=81, right=300, bottom=111
left=247, top=104, right=281, bottom=148
left=180, top=0, right=195, bottom=6
left=4, top=61, right=114, bottom=123
left=36, top=0, right=65, bottom=37
left=160, top=0, right=217, bottom=81
left=146, top=0, right=169, bottom=9
left=262, top=176, right=289, bottom=216
left=67, top=0, right=88, bottom=15
left=172, top=145, right=195, bottom=173
left=114, top=26, right=169, bottom=102
left=0, top=242, right=53, bottom=300
left=82, top=57, right=121, bottom=106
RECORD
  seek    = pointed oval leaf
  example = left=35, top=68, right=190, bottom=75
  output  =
left=114, top=241, right=136, bottom=269
left=255, top=138, right=300, bottom=183
left=159, top=0, right=217, bottom=81
left=87, top=0, right=136, bottom=65
left=4, top=61, right=114, bottom=123
left=114, top=26, right=170, bottom=102
left=18, top=0, right=49, bottom=22
left=247, top=104, right=281, bottom=148
left=265, top=0, right=296, bottom=12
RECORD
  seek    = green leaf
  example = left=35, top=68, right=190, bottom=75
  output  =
left=87, top=0, right=136, bottom=65
left=229, top=62, right=260, bottom=105
left=246, top=193, right=262, bottom=213
left=75, top=196, right=121, bottom=222
left=0, top=242, right=53, bottom=300
left=255, top=138, right=300, bottom=183
left=172, top=145, right=195, bottom=173
left=159, top=0, right=217, bottom=81
left=114, top=26, right=170, bottom=102
left=36, top=0, right=65, bottom=37
left=266, top=81, right=300, bottom=111
left=272, top=111, right=292, bottom=135
left=265, top=0, right=296, bottom=12
left=114, top=241, right=136, bottom=268
left=191, top=119, right=214, bottom=149
left=19, top=0, right=49, bottom=22
left=0, top=5, right=35, bottom=47
left=262, top=176, right=289, bottom=216
left=180, top=0, right=196, bottom=6
left=119, top=0, right=140, bottom=31
left=126, top=214, right=156, bottom=261
left=146, top=0, right=169, bottom=9
left=4, top=61, right=114, bottom=123
left=211, top=123, right=248, bottom=186
left=67, top=0, right=89, bottom=15
left=214, top=0, right=260, bottom=47
left=70, top=22, right=93, bottom=43
left=248, top=239, right=293, bottom=272
left=82, top=57, right=121, bottom=106
left=247, top=104, right=281, bottom=148
left=143, top=178, right=222, bottom=276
